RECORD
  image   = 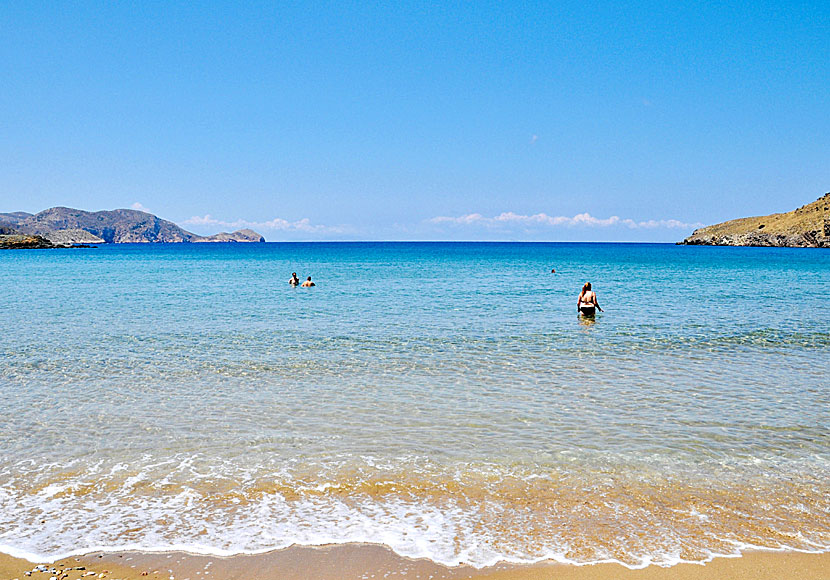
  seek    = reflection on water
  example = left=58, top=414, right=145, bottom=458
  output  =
left=578, top=312, right=598, bottom=327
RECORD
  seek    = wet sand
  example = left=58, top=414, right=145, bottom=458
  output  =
left=2, top=546, right=828, bottom=580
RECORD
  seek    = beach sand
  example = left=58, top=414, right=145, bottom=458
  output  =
left=2, top=545, right=828, bottom=580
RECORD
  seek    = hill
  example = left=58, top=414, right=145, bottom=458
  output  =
left=0, top=207, right=264, bottom=244
left=679, top=193, right=830, bottom=247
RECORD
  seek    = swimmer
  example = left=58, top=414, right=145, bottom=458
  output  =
left=577, top=282, right=603, bottom=316
left=289, top=272, right=300, bottom=286
left=301, top=276, right=315, bottom=287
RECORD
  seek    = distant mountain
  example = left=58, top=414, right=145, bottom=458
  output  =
left=0, top=207, right=265, bottom=244
left=679, top=193, right=830, bottom=248
left=193, top=228, right=264, bottom=243
left=0, top=211, right=32, bottom=222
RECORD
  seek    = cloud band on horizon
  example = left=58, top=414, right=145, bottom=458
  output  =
left=182, top=214, right=346, bottom=234
left=429, top=212, right=703, bottom=230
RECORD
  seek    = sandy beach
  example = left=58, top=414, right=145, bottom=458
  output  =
left=2, top=546, right=828, bottom=580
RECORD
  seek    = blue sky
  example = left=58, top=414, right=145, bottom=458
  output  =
left=1, top=1, right=827, bottom=241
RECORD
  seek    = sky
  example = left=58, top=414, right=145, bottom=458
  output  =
left=1, top=1, right=827, bottom=241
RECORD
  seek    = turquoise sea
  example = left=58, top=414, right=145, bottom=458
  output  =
left=1, top=242, right=828, bottom=568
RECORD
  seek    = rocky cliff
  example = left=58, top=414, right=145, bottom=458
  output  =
left=0, top=207, right=265, bottom=244
left=679, top=193, right=830, bottom=248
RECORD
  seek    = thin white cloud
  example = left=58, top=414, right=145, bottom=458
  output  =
left=181, top=214, right=344, bottom=234
left=429, top=212, right=703, bottom=230
left=131, top=202, right=151, bottom=213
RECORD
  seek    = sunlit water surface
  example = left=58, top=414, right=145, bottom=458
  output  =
left=1, top=242, right=828, bottom=568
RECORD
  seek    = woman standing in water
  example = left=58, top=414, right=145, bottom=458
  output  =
left=577, top=282, right=603, bottom=316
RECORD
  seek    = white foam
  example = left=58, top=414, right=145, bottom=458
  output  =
left=1, top=455, right=828, bottom=570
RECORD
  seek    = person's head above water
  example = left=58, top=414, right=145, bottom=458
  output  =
left=306, top=276, right=312, bottom=281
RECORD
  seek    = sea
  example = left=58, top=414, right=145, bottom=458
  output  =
left=1, top=242, right=828, bottom=569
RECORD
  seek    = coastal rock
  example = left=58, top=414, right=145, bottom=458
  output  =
left=0, top=234, right=54, bottom=249
left=679, top=192, right=830, bottom=248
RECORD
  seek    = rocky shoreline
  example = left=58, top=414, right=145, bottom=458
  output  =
left=680, top=231, right=828, bottom=248
left=0, top=235, right=53, bottom=249
left=679, top=193, right=830, bottom=248
left=0, top=235, right=95, bottom=250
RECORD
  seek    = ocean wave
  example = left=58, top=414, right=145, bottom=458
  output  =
left=1, top=455, right=828, bottom=569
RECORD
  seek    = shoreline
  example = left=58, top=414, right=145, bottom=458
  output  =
left=2, top=545, right=828, bottom=580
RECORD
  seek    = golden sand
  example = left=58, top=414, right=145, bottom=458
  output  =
left=1, top=546, right=828, bottom=580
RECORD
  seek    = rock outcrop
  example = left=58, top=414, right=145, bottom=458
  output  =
left=0, top=234, right=55, bottom=249
left=679, top=193, right=830, bottom=248
left=0, top=207, right=265, bottom=244
left=43, top=229, right=106, bottom=245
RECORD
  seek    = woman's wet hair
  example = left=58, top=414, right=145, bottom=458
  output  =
left=583, top=282, right=592, bottom=291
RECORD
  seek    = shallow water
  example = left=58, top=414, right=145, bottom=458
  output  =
left=0, top=242, right=828, bottom=567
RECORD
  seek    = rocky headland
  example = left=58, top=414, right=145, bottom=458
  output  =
left=0, top=207, right=265, bottom=245
left=679, top=193, right=830, bottom=247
